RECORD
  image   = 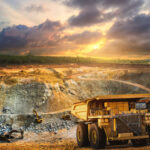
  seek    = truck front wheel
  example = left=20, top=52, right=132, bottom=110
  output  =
left=89, top=124, right=106, bottom=149
left=76, top=123, right=89, bottom=147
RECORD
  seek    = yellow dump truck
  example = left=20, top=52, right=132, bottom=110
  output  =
left=71, top=94, right=150, bottom=149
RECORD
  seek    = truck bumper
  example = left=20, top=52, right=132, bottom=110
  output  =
left=109, top=135, right=149, bottom=141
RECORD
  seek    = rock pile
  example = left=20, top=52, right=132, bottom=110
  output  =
left=0, top=111, right=76, bottom=134
left=26, top=119, right=75, bottom=133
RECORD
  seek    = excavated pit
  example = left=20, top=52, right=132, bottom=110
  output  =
left=0, top=66, right=150, bottom=133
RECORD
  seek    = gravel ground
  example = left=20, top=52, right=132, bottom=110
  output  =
left=0, top=126, right=150, bottom=150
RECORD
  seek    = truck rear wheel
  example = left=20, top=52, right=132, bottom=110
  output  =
left=131, top=139, right=148, bottom=147
left=89, top=124, right=106, bottom=149
left=76, top=123, right=89, bottom=147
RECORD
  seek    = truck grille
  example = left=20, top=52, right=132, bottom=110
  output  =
left=116, top=114, right=142, bottom=135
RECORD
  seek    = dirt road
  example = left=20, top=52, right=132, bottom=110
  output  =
left=0, top=126, right=150, bottom=150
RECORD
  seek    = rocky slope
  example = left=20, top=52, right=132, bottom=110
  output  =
left=0, top=66, right=149, bottom=132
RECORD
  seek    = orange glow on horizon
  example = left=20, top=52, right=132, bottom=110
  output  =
left=62, top=38, right=107, bottom=57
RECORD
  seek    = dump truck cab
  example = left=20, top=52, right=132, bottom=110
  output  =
left=71, top=94, right=150, bottom=149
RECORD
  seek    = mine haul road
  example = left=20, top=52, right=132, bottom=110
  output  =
left=0, top=126, right=150, bottom=150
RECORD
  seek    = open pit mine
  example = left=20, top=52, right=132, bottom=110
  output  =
left=0, top=65, right=150, bottom=149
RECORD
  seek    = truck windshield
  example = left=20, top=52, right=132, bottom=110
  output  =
left=136, top=102, right=146, bottom=110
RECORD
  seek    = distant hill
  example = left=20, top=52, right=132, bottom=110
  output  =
left=0, top=55, right=149, bottom=65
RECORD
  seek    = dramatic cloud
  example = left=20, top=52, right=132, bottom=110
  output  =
left=112, top=0, right=144, bottom=18
left=68, top=6, right=101, bottom=26
left=108, top=14, right=150, bottom=38
left=65, top=31, right=102, bottom=44
left=64, top=0, right=143, bottom=11
left=25, top=4, right=48, bottom=13
left=97, top=14, right=150, bottom=56
left=0, top=20, right=63, bottom=54
left=0, top=0, right=150, bottom=57
left=66, top=0, right=144, bottom=27
left=64, top=0, right=99, bottom=8
left=68, top=6, right=113, bottom=26
left=0, top=19, right=103, bottom=55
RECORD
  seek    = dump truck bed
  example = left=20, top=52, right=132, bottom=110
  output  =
left=71, top=94, right=150, bottom=121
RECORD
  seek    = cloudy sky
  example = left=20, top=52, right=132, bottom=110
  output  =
left=0, top=0, right=150, bottom=58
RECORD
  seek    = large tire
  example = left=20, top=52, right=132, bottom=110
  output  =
left=76, top=123, right=89, bottom=147
left=131, top=139, right=148, bottom=147
left=101, top=128, right=107, bottom=148
left=89, top=124, right=106, bottom=149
